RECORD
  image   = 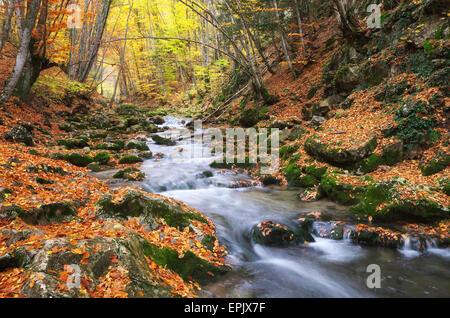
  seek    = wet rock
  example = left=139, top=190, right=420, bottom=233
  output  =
left=252, top=221, right=314, bottom=247
left=302, top=102, right=318, bottom=121
left=260, top=175, right=280, bottom=186
left=139, top=151, right=153, bottom=159
left=271, top=119, right=302, bottom=130
left=312, top=221, right=346, bottom=240
left=151, top=116, right=165, bottom=125
left=57, top=137, right=89, bottom=149
left=317, top=95, right=344, bottom=116
left=152, top=135, right=176, bottom=146
left=199, top=170, right=213, bottom=178
left=4, top=124, right=34, bottom=146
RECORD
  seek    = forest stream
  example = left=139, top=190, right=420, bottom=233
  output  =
left=108, top=116, right=450, bottom=298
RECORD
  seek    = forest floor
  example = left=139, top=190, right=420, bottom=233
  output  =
left=0, top=43, right=230, bottom=298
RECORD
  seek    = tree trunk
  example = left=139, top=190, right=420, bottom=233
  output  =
left=273, top=0, right=296, bottom=78
left=78, top=0, right=111, bottom=82
left=0, top=0, right=15, bottom=54
left=0, top=0, right=41, bottom=103
left=109, top=0, right=133, bottom=107
left=294, top=0, right=305, bottom=54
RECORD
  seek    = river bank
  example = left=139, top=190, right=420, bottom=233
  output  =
left=0, top=98, right=449, bottom=297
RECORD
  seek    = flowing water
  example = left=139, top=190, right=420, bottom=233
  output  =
left=138, top=116, right=450, bottom=298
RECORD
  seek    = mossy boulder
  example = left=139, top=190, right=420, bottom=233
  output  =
left=96, top=190, right=208, bottom=230
left=355, top=141, right=404, bottom=173
left=139, top=151, right=153, bottom=159
left=63, top=152, right=93, bottom=167
left=94, top=152, right=111, bottom=164
left=151, top=135, right=176, bottom=146
left=350, top=179, right=449, bottom=222
left=319, top=172, right=364, bottom=205
left=118, top=155, right=143, bottom=164
left=2, top=202, right=78, bottom=225
left=209, top=155, right=256, bottom=170
left=113, top=168, right=145, bottom=181
left=125, top=141, right=150, bottom=151
left=305, top=135, right=378, bottom=167
left=95, top=141, right=125, bottom=151
left=19, top=234, right=172, bottom=298
left=312, top=221, right=346, bottom=240
left=141, top=241, right=229, bottom=284
left=421, top=152, right=449, bottom=176
left=252, top=221, right=314, bottom=246
left=87, top=162, right=101, bottom=172
left=57, top=138, right=89, bottom=149
left=151, top=116, right=165, bottom=125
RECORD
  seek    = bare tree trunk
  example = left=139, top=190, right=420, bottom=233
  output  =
left=0, top=0, right=41, bottom=103
left=273, top=0, right=296, bottom=78
left=0, top=0, right=15, bottom=54
left=331, top=0, right=366, bottom=45
left=294, top=0, right=305, bottom=54
left=78, top=0, right=111, bottom=82
left=109, top=0, right=133, bottom=107
left=14, top=0, right=24, bottom=42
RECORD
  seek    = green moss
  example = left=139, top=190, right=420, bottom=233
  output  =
left=319, top=173, right=363, bottom=205
left=94, top=152, right=111, bottom=164
left=142, top=241, right=229, bottom=283
left=283, top=162, right=302, bottom=187
left=63, top=153, right=93, bottom=167
left=350, top=183, right=393, bottom=217
left=422, top=154, right=450, bottom=176
left=201, top=235, right=216, bottom=251
left=57, top=138, right=89, bottom=149
left=209, top=154, right=255, bottom=170
left=280, top=143, right=300, bottom=161
left=35, top=177, right=54, bottom=185
left=95, top=142, right=124, bottom=151
left=151, top=135, right=176, bottom=146
left=378, top=198, right=448, bottom=222
left=125, top=142, right=150, bottom=151
left=118, top=155, right=143, bottom=164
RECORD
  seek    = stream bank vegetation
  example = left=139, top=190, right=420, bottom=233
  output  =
left=0, top=0, right=448, bottom=298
